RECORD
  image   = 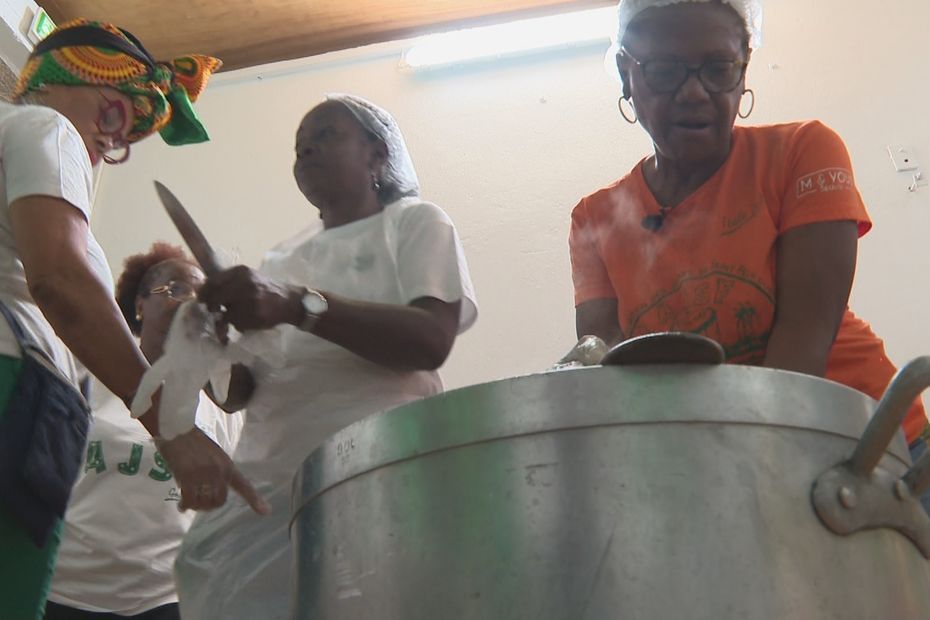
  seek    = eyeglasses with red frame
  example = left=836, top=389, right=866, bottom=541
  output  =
left=96, top=90, right=131, bottom=165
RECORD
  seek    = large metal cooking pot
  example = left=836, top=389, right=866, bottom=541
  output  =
left=291, top=358, right=930, bottom=619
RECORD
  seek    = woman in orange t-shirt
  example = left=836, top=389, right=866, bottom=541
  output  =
left=569, top=0, right=929, bottom=508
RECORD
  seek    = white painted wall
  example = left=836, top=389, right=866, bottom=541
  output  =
left=0, top=0, right=38, bottom=69
left=92, top=0, right=930, bottom=410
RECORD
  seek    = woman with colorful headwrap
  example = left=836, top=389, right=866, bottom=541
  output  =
left=569, top=0, right=929, bottom=504
left=0, top=20, right=264, bottom=619
left=174, top=93, right=478, bottom=620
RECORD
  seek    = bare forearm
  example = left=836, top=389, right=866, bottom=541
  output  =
left=765, top=221, right=857, bottom=379
left=763, top=318, right=836, bottom=377
left=11, top=197, right=156, bottom=434
left=206, top=364, right=255, bottom=413
left=577, top=322, right=623, bottom=347
left=30, top=269, right=156, bottom=433
left=199, top=267, right=460, bottom=373
left=576, top=298, right=624, bottom=347
left=599, top=330, right=625, bottom=348
left=284, top=289, right=455, bottom=371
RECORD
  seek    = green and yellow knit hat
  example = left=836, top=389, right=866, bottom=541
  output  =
left=14, top=19, right=221, bottom=145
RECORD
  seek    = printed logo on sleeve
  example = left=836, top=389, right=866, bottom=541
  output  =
left=796, top=168, right=854, bottom=198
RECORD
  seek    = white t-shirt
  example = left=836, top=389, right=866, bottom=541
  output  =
left=47, top=379, right=244, bottom=615
left=176, top=197, right=478, bottom=620
left=0, top=101, right=112, bottom=386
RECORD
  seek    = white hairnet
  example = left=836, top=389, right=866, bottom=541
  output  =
left=616, top=0, right=763, bottom=49
left=325, top=93, right=420, bottom=202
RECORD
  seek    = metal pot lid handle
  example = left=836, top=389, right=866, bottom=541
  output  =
left=601, top=332, right=725, bottom=366
left=812, top=356, right=930, bottom=558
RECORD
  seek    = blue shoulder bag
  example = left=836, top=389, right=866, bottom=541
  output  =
left=0, top=301, right=90, bottom=547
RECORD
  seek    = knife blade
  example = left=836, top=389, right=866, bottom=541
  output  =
left=153, top=181, right=222, bottom=277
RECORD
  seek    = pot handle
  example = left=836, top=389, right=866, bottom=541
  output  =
left=812, top=356, right=930, bottom=558
left=600, top=332, right=725, bottom=366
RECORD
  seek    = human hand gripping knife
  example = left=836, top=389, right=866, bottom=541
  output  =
left=130, top=182, right=285, bottom=440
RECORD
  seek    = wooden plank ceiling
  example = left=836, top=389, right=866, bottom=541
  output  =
left=41, top=0, right=612, bottom=72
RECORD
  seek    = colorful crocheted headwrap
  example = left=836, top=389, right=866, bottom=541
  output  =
left=14, top=19, right=221, bottom=145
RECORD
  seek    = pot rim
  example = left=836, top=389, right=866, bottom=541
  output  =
left=290, top=365, right=908, bottom=521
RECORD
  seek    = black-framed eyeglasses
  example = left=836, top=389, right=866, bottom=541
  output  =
left=621, top=47, right=748, bottom=94
left=149, top=280, right=197, bottom=302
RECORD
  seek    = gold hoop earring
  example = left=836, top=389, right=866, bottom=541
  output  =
left=618, top=97, right=638, bottom=124
left=738, top=89, right=755, bottom=119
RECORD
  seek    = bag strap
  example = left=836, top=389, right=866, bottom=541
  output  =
left=0, top=300, right=36, bottom=350
left=0, top=300, right=89, bottom=403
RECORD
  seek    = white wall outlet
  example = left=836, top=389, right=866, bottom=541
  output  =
left=888, top=145, right=919, bottom=172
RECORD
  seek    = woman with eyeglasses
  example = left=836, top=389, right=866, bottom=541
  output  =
left=0, top=20, right=264, bottom=619
left=570, top=0, right=928, bottom=498
left=43, top=243, right=244, bottom=620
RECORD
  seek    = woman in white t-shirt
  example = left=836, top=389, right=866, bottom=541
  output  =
left=45, top=243, right=245, bottom=620
left=0, top=20, right=265, bottom=620
left=175, top=94, right=479, bottom=619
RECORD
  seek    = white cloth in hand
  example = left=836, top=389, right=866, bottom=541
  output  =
left=130, top=301, right=285, bottom=439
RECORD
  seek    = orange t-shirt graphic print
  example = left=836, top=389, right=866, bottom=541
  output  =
left=570, top=121, right=927, bottom=443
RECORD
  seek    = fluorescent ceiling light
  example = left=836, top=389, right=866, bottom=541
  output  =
left=400, top=6, right=615, bottom=71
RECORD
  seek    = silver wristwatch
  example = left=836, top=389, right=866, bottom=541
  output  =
left=297, top=288, right=328, bottom=332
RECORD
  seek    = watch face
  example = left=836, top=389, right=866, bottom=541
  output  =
left=303, top=291, right=327, bottom=315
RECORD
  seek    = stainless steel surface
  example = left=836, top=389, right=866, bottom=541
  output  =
left=812, top=356, right=930, bottom=557
left=600, top=332, right=725, bottom=366
left=851, top=357, right=930, bottom=477
left=291, top=365, right=930, bottom=619
left=153, top=181, right=222, bottom=276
